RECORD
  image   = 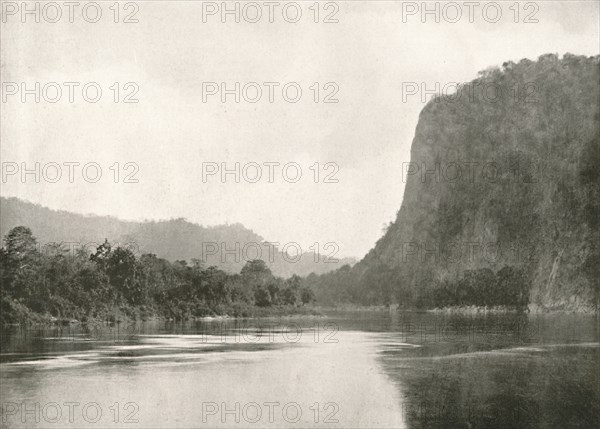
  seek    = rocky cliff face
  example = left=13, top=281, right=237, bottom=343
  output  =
left=350, top=54, right=599, bottom=310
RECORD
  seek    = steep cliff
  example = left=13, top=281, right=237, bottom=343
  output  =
left=319, top=54, right=600, bottom=311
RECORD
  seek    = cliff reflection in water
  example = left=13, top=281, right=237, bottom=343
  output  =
left=374, top=311, right=600, bottom=429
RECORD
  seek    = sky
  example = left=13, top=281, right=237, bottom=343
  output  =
left=1, top=0, right=599, bottom=258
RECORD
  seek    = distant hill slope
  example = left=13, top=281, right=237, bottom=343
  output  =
left=0, top=197, right=356, bottom=277
left=312, top=54, right=599, bottom=311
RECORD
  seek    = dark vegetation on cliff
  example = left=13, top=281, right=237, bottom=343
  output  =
left=0, top=226, right=317, bottom=324
left=308, top=53, right=600, bottom=311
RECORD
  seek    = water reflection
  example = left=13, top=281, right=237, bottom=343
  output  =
left=373, top=312, right=600, bottom=429
left=0, top=312, right=598, bottom=428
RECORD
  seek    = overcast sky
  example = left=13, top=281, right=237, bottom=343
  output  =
left=1, top=1, right=599, bottom=258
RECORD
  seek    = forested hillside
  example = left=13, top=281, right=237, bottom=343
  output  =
left=0, top=197, right=355, bottom=278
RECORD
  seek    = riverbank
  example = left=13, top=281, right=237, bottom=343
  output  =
left=0, top=301, right=324, bottom=327
left=315, top=303, right=598, bottom=315
left=4, top=301, right=597, bottom=328
left=430, top=304, right=598, bottom=314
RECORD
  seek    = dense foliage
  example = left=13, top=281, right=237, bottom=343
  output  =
left=307, top=263, right=529, bottom=310
left=0, top=227, right=315, bottom=325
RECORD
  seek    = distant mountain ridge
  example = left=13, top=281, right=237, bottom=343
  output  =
left=0, top=197, right=356, bottom=277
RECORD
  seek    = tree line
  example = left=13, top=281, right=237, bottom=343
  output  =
left=0, top=226, right=316, bottom=325
left=306, top=262, right=531, bottom=311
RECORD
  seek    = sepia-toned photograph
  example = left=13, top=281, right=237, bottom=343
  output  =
left=0, top=1, right=599, bottom=428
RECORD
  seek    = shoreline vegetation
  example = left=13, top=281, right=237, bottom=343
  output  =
left=0, top=308, right=326, bottom=328
left=0, top=226, right=319, bottom=326
left=0, top=305, right=326, bottom=327
left=1, top=226, right=596, bottom=327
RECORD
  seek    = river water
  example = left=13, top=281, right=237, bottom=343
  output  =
left=1, top=311, right=598, bottom=428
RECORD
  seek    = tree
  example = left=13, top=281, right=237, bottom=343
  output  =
left=4, top=226, right=38, bottom=268
left=254, top=286, right=272, bottom=307
left=241, top=259, right=272, bottom=284
left=282, top=275, right=302, bottom=306
left=241, top=259, right=275, bottom=306
left=267, top=282, right=281, bottom=305
left=202, top=266, right=230, bottom=305
left=300, top=287, right=315, bottom=305
left=4, top=226, right=37, bottom=254
left=496, top=266, right=529, bottom=310
left=90, top=239, right=112, bottom=270
left=1, top=226, right=40, bottom=300
left=106, top=247, right=139, bottom=304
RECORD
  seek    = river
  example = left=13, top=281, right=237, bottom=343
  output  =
left=1, top=311, right=598, bottom=428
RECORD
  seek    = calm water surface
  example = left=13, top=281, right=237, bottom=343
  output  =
left=1, top=311, right=598, bottom=428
